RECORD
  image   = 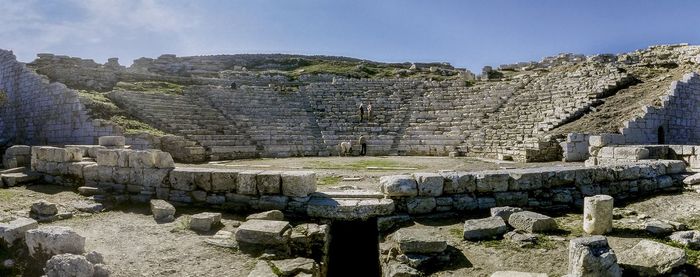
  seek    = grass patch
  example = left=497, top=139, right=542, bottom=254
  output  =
left=307, top=158, right=423, bottom=171
left=678, top=215, right=700, bottom=231
left=170, top=215, right=191, bottom=233
left=665, top=241, right=700, bottom=265
left=114, top=81, right=184, bottom=95
left=78, top=90, right=167, bottom=136
left=317, top=175, right=342, bottom=186
left=478, top=239, right=509, bottom=250
left=448, top=228, right=463, bottom=239
left=553, top=213, right=585, bottom=237
left=0, top=189, right=17, bottom=202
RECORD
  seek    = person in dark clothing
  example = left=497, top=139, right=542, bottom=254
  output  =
left=359, top=102, right=365, bottom=122
left=358, top=135, right=367, bottom=156
left=230, top=82, right=237, bottom=89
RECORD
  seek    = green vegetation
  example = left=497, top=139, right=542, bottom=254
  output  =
left=170, top=216, right=191, bottom=233
left=317, top=175, right=342, bottom=186
left=78, top=90, right=167, bottom=136
left=0, top=190, right=16, bottom=202
left=553, top=213, right=585, bottom=237
left=114, top=81, right=184, bottom=95
left=665, top=241, right=700, bottom=265
left=448, top=227, right=463, bottom=239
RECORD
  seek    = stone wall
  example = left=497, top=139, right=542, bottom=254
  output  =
left=560, top=133, right=591, bottom=162
left=31, top=146, right=317, bottom=215
left=0, top=50, right=121, bottom=147
left=380, top=160, right=687, bottom=214
left=618, top=72, right=700, bottom=144
left=587, top=143, right=700, bottom=169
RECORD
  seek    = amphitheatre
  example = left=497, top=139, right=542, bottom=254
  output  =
left=1, top=43, right=700, bottom=276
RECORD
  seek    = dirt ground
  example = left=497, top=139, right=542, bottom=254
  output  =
left=2, top=156, right=699, bottom=276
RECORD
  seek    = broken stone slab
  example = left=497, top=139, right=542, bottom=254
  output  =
left=270, top=257, right=319, bottom=276
left=247, top=260, right=277, bottom=277
left=246, top=210, right=284, bottom=221
left=379, top=175, right=417, bottom=197
left=84, top=250, right=104, bottom=264
left=491, top=271, right=548, bottom=277
left=205, top=230, right=238, bottom=249
left=504, top=230, right=538, bottom=248
left=406, top=197, right=436, bottom=214
left=618, top=239, right=686, bottom=276
left=0, top=217, right=38, bottom=247
left=669, top=230, right=700, bottom=249
left=306, top=197, right=394, bottom=221
left=77, top=186, right=104, bottom=197
left=30, top=200, right=58, bottom=217
left=150, top=200, right=176, bottom=222
left=280, top=171, right=316, bottom=197
left=377, top=214, right=412, bottom=233
left=393, top=228, right=447, bottom=254
left=490, top=206, right=524, bottom=221
left=682, top=173, right=700, bottom=185
left=508, top=211, right=557, bottom=233
left=189, top=212, right=222, bottom=232
left=44, top=253, right=95, bottom=277
left=463, top=217, right=508, bottom=240
left=383, top=260, right=421, bottom=277
left=644, top=219, right=674, bottom=235
left=25, top=226, right=85, bottom=257
left=413, top=173, right=444, bottom=196
left=72, top=201, right=104, bottom=214
left=567, top=236, right=621, bottom=277
left=2, top=172, right=40, bottom=187
left=236, top=219, right=291, bottom=245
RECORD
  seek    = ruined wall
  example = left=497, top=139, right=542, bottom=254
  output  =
left=0, top=50, right=121, bottom=146
left=619, top=72, right=700, bottom=145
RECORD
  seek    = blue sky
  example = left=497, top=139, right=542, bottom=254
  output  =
left=1, top=0, right=699, bottom=72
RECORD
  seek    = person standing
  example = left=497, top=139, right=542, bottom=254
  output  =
left=367, top=102, right=373, bottom=122
left=358, top=135, right=367, bottom=156
left=359, top=102, right=365, bottom=122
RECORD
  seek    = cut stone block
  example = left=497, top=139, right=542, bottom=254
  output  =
left=379, top=175, right=417, bottom=197
left=25, top=226, right=85, bottom=257
left=618, top=239, right=686, bottom=276
left=281, top=171, right=316, bottom=197
left=189, top=212, right=222, bottom=232
left=393, top=228, right=447, bottom=254
left=257, top=171, right=281, bottom=195
left=1, top=172, right=40, bottom=187
left=98, top=136, right=125, bottom=147
left=237, top=170, right=261, bottom=195
left=583, top=195, right=613, bottom=235
left=128, top=150, right=157, bottom=168
left=150, top=200, right=176, bottom=222
left=95, top=149, right=120, bottom=167
left=463, top=217, right=508, bottom=240
left=235, top=219, right=291, bottom=245
left=44, top=253, right=95, bottom=277
left=0, top=217, right=38, bottom=247
left=30, top=200, right=58, bottom=217
left=406, top=197, right=436, bottom=214
left=413, top=173, right=444, bottom=196
left=270, top=257, right=319, bottom=276
left=211, top=169, right=237, bottom=192
left=508, top=211, right=557, bottom=233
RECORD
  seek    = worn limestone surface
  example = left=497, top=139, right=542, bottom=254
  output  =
left=393, top=228, right=448, bottom=254
left=25, top=226, right=86, bottom=257
left=235, top=219, right=291, bottom=245
left=463, top=217, right=508, bottom=240
left=618, top=239, right=686, bottom=276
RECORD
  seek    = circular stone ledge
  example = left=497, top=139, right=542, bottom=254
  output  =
left=306, top=197, right=395, bottom=221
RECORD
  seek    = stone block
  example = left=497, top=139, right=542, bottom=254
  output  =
left=169, top=168, right=198, bottom=191
left=476, top=172, right=510, bottom=192
left=246, top=210, right=284, bottom=221
left=128, top=150, right=156, bottom=168
left=25, top=226, right=85, bottom=257
left=413, top=173, right=444, bottom=196
left=30, top=200, right=58, bottom=217
left=440, top=171, right=476, bottom=194
left=235, top=219, right=291, bottom=245
left=153, top=150, right=175, bottom=168
left=211, top=169, right=237, bottom=192
left=0, top=217, right=38, bottom=247
left=189, top=212, right=222, bottom=232
left=452, top=194, right=477, bottom=211
left=150, top=199, right=175, bottom=222
left=508, top=211, right=557, bottom=233
left=406, top=197, right=436, bottom=214
left=463, top=217, right=508, bottom=240
left=379, top=175, right=417, bottom=197
left=67, top=161, right=94, bottom=178
left=95, top=149, right=119, bottom=167
left=669, top=230, right=700, bottom=249
left=143, top=168, right=170, bottom=188
left=258, top=195, right=289, bottom=211
left=589, top=135, right=612, bottom=147
left=82, top=164, right=99, bottom=183
left=393, top=228, right=447, bottom=254
left=112, top=167, right=131, bottom=184
left=567, top=236, right=621, bottom=277
left=618, top=239, right=685, bottom=276
left=257, top=171, right=281, bottom=195
left=238, top=170, right=261, bottom=195
left=490, top=206, right=524, bottom=221
left=98, top=136, right=125, bottom=147
left=281, top=171, right=316, bottom=197
left=44, top=254, right=95, bottom=277
left=191, top=190, right=207, bottom=202
left=63, top=147, right=84, bottom=162
left=613, top=147, right=649, bottom=160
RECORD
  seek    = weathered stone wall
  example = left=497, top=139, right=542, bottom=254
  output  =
left=560, top=133, right=590, bottom=162
left=618, top=72, right=700, bottom=145
left=587, top=143, right=700, bottom=168
left=31, top=146, right=317, bottom=214
left=380, top=160, right=686, bottom=214
left=28, top=54, right=120, bottom=92
left=0, top=50, right=121, bottom=146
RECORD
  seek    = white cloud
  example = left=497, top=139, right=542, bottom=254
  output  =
left=0, top=0, right=199, bottom=62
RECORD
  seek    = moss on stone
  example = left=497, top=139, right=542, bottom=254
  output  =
left=78, top=90, right=167, bottom=136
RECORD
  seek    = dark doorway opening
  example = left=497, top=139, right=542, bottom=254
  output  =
left=327, top=219, right=380, bottom=277
left=658, top=126, right=666, bottom=144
